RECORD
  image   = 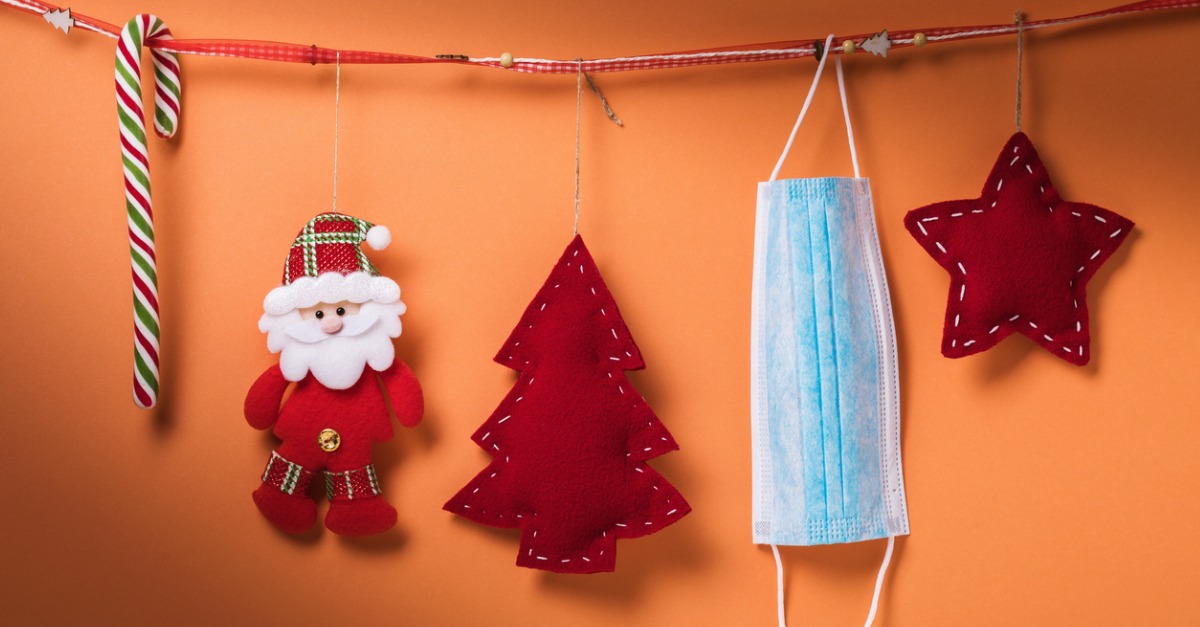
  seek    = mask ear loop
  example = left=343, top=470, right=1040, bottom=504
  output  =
left=768, top=34, right=836, bottom=182
left=863, top=535, right=896, bottom=626
left=775, top=537, right=896, bottom=627
left=771, top=544, right=787, bottom=627
left=834, top=53, right=860, bottom=179
left=768, top=33, right=861, bottom=182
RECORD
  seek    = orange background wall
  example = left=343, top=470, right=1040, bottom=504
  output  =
left=3, top=0, right=1199, bottom=624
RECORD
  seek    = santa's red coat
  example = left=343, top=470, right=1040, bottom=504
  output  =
left=245, top=360, right=423, bottom=471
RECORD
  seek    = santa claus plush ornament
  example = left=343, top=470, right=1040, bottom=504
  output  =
left=245, top=212, right=423, bottom=536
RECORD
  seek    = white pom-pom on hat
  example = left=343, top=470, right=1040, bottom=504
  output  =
left=366, top=225, right=391, bottom=251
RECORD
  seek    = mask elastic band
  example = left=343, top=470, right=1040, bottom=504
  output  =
left=834, top=54, right=860, bottom=178
left=771, top=535, right=896, bottom=627
left=863, top=535, right=896, bottom=626
left=768, top=34, right=833, bottom=182
left=772, top=544, right=787, bottom=627
left=768, top=34, right=859, bottom=182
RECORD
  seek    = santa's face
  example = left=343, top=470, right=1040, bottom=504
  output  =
left=259, top=300, right=405, bottom=389
left=284, top=301, right=372, bottom=343
left=300, top=301, right=362, bottom=335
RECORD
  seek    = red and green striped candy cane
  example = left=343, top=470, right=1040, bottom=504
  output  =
left=115, top=14, right=181, bottom=409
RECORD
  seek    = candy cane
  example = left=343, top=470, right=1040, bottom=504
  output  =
left=115, top=14, right=181, bottom=409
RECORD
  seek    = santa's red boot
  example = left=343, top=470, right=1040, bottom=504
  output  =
left=254, top=451, right=318, bottom=534
left=323, top=464, right=397, bottom=536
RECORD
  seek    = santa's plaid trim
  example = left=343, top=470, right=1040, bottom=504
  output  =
left=296, top=232, right=370, bottom=244
left=301, top=219, right=318, bottom=279
left=262, top=451, right=314, bottom=496
left=324, top=464, right=384, bottom=501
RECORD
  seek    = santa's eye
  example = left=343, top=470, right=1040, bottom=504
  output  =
left=314, top=311, right=325, bottom=319
left=336, top=307, right=346, bottom=316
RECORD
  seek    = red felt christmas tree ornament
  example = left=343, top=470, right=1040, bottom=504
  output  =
left=245, top=212, right=423, bottom=536
left=903, top=132, right=1133, bottom=365
left=445, top=236, right=690, bottom=574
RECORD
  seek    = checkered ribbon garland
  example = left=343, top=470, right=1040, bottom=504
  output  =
left=5, top=0, right=1197, bottom=72
left=115, top=14, right=181, bottom=409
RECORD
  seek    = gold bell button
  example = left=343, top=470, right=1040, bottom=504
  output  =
left=318, top=428, right=341, bottom=452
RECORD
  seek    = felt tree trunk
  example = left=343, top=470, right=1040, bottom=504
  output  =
left=444, top=235, right=689, bottom=574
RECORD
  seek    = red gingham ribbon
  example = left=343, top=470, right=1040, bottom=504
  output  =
left=4, top=0, right=1197, bottom=72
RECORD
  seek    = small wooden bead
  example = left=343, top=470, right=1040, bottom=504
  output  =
left=913, top=32, right=928, bottom=46
left=500, top=52, right=514, bottom=68
left=842, top=40, right=856, bottom=54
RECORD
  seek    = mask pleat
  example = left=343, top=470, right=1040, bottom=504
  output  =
left=813, top=181, right=848, bottom=524
left=764, top=183, right=805, bottom=537
left=836, top=182, right=876, bottom=528
left=786, top=182, right=826, bottom=529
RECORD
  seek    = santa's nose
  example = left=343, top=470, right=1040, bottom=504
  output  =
left=320, top=317, right=343, bottom=334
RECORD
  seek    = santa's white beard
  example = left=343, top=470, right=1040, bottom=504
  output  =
left=259, top=301, right=405, bottom=389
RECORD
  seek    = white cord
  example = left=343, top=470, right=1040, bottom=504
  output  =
left=835, top=54, right=860, bottom=178
left=772, top=544, right=787, bottom=627
left=863, top=535, right=896, bottom=627
left=770, top=34, right=860, bottom=181
left=772, top=535, right=896, bottom=627
left=769, top=34, right=835, bottom=182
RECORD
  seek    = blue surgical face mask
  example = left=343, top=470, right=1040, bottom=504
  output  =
left=750, top=35, right=909, bottom=626
left=751, top=174, right=908, bottom=546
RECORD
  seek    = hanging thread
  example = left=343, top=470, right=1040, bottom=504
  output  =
left=1015, top=10, right=1025, bottom=132
left=574, top=58, right=582, bottom=236
left=584, top=71, right=623, bottom=126
left=332, top=51, right=341, bottom=213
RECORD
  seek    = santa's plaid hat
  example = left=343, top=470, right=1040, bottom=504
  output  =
left=263, top=212, right=401, bottom=315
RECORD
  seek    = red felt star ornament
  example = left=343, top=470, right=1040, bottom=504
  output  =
left=903, top=132, right=1133, bottom=366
